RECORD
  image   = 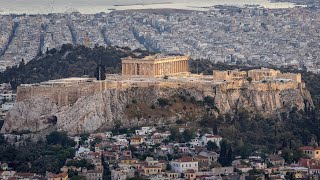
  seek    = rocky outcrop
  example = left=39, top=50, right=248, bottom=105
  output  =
left=1, top=82, right=314, bottom=135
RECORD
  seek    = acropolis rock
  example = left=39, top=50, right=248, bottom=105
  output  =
left=0, top=55, right=314, bottom=135
left=1, top=76, right=313, bottom=135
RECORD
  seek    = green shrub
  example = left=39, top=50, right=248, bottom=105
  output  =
left=158, top=98, right=170, bottom=107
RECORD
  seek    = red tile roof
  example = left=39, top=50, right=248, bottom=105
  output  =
left=299, top=146, right=315, bottom=150
left=14, top=173, right=35, bottom=177
left=175, top=156, right=197, bottom=162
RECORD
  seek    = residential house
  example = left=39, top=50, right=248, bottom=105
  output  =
left=135, top=127, right=156, bottom=136
left=155, top=145, right=174, bottom=156
left=145, top=157, right=159, bottom=166
left=111, top=167, right=135, bottom=180
left=299, top=146, right=320, bottom=159
left=184, top=169, right=196, bottom=180
left=76, top=146, right=91, bottom=157
left=142, top=166, right=163, bottom=176
left=85, top=170, right=103, bottom=180
left=105, top=131, right=113, bottom=138
left=201, top=134, right=222, bottom=147
left=130, top=137, right=145, bottom=146
left=198, top=151, right=219, bottom=164
left=166, top=172, right=179, bottom=179
left=170, top=156, right=199, bottom=173
left=267, top=155, right=285, bottom=167
left=178, top=146, right=190, bottom=154
left=194, top=155, right=210, bottom=170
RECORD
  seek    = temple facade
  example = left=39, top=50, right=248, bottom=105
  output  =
left=122, top=55, right=190, bottom=77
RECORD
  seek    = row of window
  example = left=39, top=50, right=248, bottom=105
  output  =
left=172, top=163, right=197, bottom=168
left=303, top=150, right=320, bottom=154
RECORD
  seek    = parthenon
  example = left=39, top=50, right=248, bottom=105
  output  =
left=122, top=54, right=190, bottom=77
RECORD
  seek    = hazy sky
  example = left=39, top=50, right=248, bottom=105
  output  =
left=0, top=0, right=298, bottom=14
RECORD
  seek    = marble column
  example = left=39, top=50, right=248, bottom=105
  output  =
left=185, top=60, right=188, bottom=72
left=126, top=64, right=129, bottom=75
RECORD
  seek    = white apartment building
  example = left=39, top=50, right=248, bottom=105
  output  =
left=170, top=156, right=198, bottom=173
left=201, top=134, right=222, bottom=147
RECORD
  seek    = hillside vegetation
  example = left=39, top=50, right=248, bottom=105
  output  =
left=0, top=44, right=154, bottom=89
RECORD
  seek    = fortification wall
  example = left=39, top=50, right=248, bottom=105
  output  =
left=277, top=73, right=302, bottom=83
left=216, top=81, right=301, bottom=91
left=17, top=79, right=304, bottom=108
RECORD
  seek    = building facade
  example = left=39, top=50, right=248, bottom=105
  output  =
left=170, top=156, right=198, bottom=173
left=122, top=54, right=190, bottom=77
left=299, top=146, right=320, bottom=159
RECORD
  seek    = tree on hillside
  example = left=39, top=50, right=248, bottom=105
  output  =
left=207, top=141, right=219, bottom=151
left=46, top=131, right=75, bottom=147
left=94, top=64, right=106, bottom=80
left=218, top=140, right=233, bottom=166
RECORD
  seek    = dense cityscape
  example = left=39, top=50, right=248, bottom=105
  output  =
left=2, top=0, right=320, bottom=180
left=1, top=6, right=320, bottom=72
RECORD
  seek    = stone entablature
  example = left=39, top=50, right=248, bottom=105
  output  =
left=122, top=54, right=190, bottom=77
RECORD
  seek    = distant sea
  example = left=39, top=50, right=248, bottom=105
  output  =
left=0, top=0, right=302, bottom=14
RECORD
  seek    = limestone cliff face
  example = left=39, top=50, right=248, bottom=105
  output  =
left=1, top=81, right=314, bottom=135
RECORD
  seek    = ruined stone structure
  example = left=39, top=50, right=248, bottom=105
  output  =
left=248, top=68, right=302, bottom=83
left=213, top=68, right=302, bottom=83
left=212, top=69, right=247, bottom=82
left=122, top=54, right=190, bottom=77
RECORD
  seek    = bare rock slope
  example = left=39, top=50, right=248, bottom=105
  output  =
left=1, top=83, right=313, bottom=135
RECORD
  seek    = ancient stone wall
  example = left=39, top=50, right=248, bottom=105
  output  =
left=16, top=79, right=303, bottom=108
left=277, top=72, right=302, bottom=83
